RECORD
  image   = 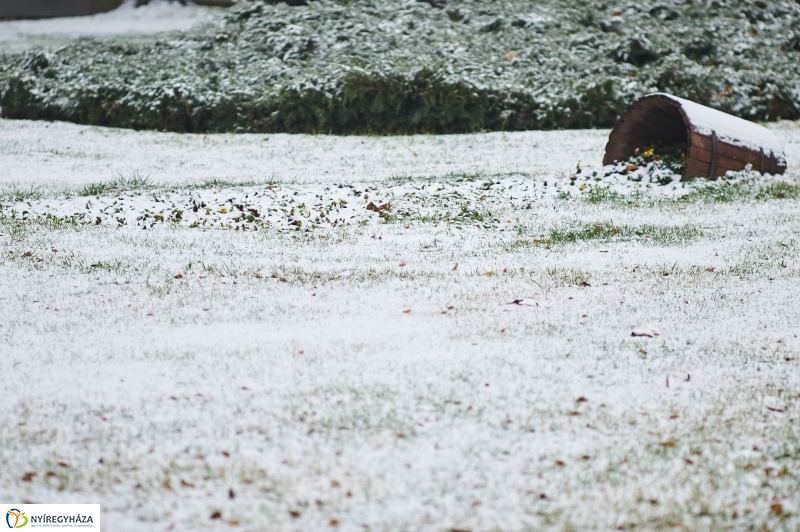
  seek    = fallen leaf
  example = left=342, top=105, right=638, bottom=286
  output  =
left=452, top=263, right=459, bottom=271
left=399, top=262, right=406, bottom=267
left=771, top=503, right=783, bottom=515
left=181, top=479, right=195, bottom=488
left=662, top=441, right=676, bottom=448
left=289, top=510, right=301, bottom=518
left=625, top=163, right=639, bottom=172
left=57, top=462, right=69, bottom=468
left=22, top=472, right=36, bottom=482
left=331, top=480, right=341, bottom=488
left=402, top=309, right=412, bottom=314
left=504, top=51, right=516, bottom=61
left=705, top=267, right=715, bottom=272
left=329, top=519, right=339, bottom=527
left=366, top=201, right=391, bottom=212
left=555, top=460, right=566, bottom=467
left=579, top=281, right=591, bottom=287
left=210, top=511, right=222, bottom=520
left=577, top=397, right=588, bottom=403
left=174, top=274, right=184, bottom=279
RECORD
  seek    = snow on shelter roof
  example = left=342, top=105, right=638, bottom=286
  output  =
left=654, top=92, right=786, bottom=159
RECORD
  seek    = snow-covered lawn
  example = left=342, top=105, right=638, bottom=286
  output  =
left=1, top=118, right=800, bottom=530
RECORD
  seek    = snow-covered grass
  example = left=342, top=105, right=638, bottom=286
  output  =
left=1, top=118, right=800, bottom=530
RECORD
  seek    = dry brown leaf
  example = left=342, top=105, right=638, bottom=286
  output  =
left=366, top=201, right=391, bottom=212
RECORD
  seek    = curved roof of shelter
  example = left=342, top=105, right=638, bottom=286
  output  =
left=650, top=93, right=785, bottom=161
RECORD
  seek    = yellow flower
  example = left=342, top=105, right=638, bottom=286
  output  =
left=643, top=148, right=654, bottom=157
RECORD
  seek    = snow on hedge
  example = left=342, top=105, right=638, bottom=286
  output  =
left=1, top=0, right=800, bottom=133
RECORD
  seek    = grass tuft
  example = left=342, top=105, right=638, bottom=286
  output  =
left=79, top=171, right=153, bottom=196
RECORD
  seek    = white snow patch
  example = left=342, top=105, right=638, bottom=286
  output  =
left=0, top=0, right=220, bottom=52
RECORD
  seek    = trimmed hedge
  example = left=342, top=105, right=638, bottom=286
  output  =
left=2, top=0, right=799, bottom=134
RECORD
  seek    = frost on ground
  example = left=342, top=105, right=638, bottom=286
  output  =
left=1, top=118, right=800, bottom=530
